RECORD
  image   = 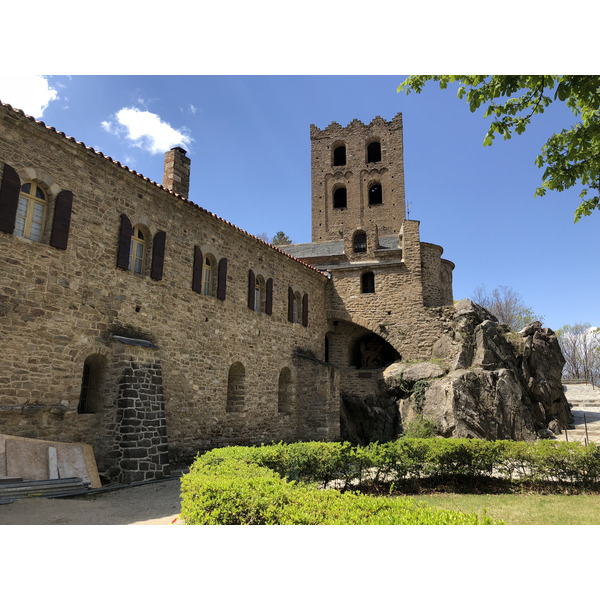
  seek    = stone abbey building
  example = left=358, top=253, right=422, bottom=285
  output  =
left=0, top=103, right=454, bottom=482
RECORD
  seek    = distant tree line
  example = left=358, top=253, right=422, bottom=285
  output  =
left=556, top=324, right=600, bottom=385
left=472, top=284, right=543, bottom=332
left=256, top=231, right=292, bottom=246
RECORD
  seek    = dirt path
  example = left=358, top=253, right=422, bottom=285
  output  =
left=0, top=478, right=183, bottom=525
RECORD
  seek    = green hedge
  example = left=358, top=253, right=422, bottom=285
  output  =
left=180, top=448, right=497, bottom=525
left=179, top=439, right=600, bottom=525
left=246, top=438, right=600, bottom=487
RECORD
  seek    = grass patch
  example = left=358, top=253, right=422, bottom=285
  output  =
left=409, top=492, right=600, bottom=525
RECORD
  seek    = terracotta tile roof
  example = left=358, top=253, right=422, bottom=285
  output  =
left=0, top=100, right=327, bottom=278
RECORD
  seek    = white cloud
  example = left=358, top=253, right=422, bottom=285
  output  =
left=0, top=75, right=58, bottom=118
left=103, top=107, right=192, bottom=154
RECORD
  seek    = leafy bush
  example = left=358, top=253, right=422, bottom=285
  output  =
left=180, top=438, right=600, bottom=525
left=401, top=417, right=438, bottom=439
left=180, top=446, right=498, bottom=525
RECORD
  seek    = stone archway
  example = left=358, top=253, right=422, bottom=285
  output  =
left=325, top=319, right=402, bottom=445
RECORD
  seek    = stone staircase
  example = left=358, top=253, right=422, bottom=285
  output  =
left=561, top=383, right=600, bottom=445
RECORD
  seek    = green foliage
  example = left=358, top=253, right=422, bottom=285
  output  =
left=398, top=75, right=600, bottom=222
left=411, top=380, right=430, bottom=413
left=180, top=444, right=497, bottom=525
left=401, top=417, right=438, bottom=438
left=271, top=231, right=292, bottom=246
left=180, top=439, right=600, bottom=525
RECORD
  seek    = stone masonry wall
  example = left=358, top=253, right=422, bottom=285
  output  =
left=0, top=104, right=336, bottom=472
left=323, top=219, right=454, bottom=361
left=112, top=348, right=169, bottom=483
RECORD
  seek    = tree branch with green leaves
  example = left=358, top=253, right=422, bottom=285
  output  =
left=398, top=75, right=600, bottom=222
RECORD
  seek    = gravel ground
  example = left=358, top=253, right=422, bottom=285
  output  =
left=0, top=477, right=183, bottom=525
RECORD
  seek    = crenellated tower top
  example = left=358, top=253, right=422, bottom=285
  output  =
left=309, top=113, right=406, bottom=243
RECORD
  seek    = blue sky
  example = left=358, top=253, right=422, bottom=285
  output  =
left=1, top=74, right=596, bottom=331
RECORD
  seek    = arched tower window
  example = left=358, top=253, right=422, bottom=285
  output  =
left=15, top=181, right=48, bottom=242
left=226, top=362, right=245, bottom=413
left=361, top=271, right=375, bottom=294
left=353, top=232, right=367, bottom=253
left=333, top=186, right=347, bottom=209
left=367, top=141, right=381, bottom=163
left=368, top=183, right=382, bottom=205
left=278, top=367, right=292, bottom=414
left=77, top=354, right=108, bottom=414
left=333, top=144, right=346, bottom=166
left=129, top=226, right=146, bottom=274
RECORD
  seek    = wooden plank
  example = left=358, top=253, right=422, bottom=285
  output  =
left=48, top=447, right=59, bottom=479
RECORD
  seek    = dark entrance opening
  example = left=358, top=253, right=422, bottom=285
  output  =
left=351, top=333, right=400, bottom=368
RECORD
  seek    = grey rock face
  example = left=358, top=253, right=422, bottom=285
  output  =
left=383, top=361, right=446, bottom=390
left=387, top=302, right=572, bottom=441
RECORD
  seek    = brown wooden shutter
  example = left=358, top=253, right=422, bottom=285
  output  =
left=247, top=269, right=256, bottom=309
left=302, top=293, right=309, bottom=327
left=49, top=190, right=73, bottom=250
left=288, top=286, right=294, bottom=322
left=0, top=164, right=21, bottom=234
left=265, top=278, right=273, bottom=315
left=217, top=257, right=228, bottom=300
left=151, top=230, right=166, bottom=281
left=116, top=214, right=132, bottom=270
left=192, top=246, right=203, bottom=293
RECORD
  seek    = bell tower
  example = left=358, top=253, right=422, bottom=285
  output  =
left=309, top=113, right=406, bottom=244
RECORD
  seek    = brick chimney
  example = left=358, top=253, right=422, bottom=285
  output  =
left=162, top=147, right=191, bottom=198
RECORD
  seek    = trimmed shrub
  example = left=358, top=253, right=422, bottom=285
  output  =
left=180, top=438, right=600, bottom=525
left=180, top=447, right=498, bottom=525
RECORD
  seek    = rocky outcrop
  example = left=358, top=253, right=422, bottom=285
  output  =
left=340, top=393, right=399, bottom=446
left=384, top=299, right=572, bottom=441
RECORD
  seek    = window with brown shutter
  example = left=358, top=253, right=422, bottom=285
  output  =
left=49, top=190, right=73, bottom=250
left=0, top=164, right=21, bottom=234
left=192, top=246, right=203, bottom=293
left=116, top=214, right=133, bottom=270
left=288, top=286, right=294, bottom=322
left=247, top=269, right=256, bottom=309
left=302, top=293, right=308, bottom=327
left=217, top=257, right=228, bottom=300
left=151, top=230, right=166, bottom=281
left=265, top=278, right=273, bottom=315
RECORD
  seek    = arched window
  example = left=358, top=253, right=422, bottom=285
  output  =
left=368, top=183, right=382, bottom=205
left=77, top=354, right=108, bottom=414
left=204, top=254, right=216, bottom=296
left=226, top=362, right=245, bottom=413
left=278, top=367, right=292, bottom=414
left=14, top=182, right=48, bottom=242
left=255, top=275, right=265, bottom=312
left=361, top=271, right=375, bottom=294
left=333, top=186, right=347, bottom=209
left=128, top=226, right=146, bottom=274
left=333, top=144, right=346, bottom=166
left=367, top=141, right=381, bottom=163
left=353, top=232, right=367, bottom=253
